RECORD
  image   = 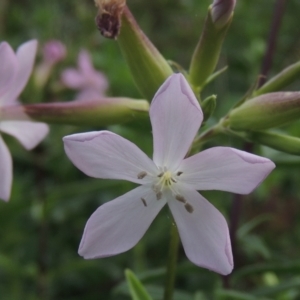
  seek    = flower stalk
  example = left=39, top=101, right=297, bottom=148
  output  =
left=163, top=222, right=180, bottom=300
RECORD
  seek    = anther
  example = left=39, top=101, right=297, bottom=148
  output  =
left=171, top=178, right=177, bottom=183
left=157, top=172, right=164, bottom=178
left=156, top=191, right=162, bottom=200
left=175, top=195, right=186, bottom=203
left=137, top=171, right=147, bottom=179
left=152, top=184, right=160, bottom=193
left=141, top=198, right=147, bottom=207
left=177, top=171, right=183, bottom=176
left=184, top=203, right=194, bottom=213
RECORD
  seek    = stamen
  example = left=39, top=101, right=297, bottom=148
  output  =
left=171, top=178, right=177, bottom=183
left=152, top=184, right=160, bottom=193
left=141, top=198, right=147, bottom=207
left=137, top=171, right=147, bottom=179
left=177, top=171, right=183, bottom=176
left=156, top=191, right=162, bottom=200
left=157, top=172, right=164, bottom=178
left=175, top=195, right=186, bottom=203
left=184, top=203, right=194, bottom=213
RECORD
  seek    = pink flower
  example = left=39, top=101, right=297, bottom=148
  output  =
left=61, top=50, right=108, bottom=99
left=63, top=74, right=275, bottom=275
left=42, top=40, right=66, bottom=64
left=0, top=40, right=49, bottom=201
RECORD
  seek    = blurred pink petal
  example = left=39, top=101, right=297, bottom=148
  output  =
left=0, top=136, right=12, bottom=202
left=79, top=186, right=166, bottom=258
left=0, top=40, right=49, bottom=201
left=64, top=73, right=275, bottom=274
left=2, top=40, right=38, bottom=105
left=61, top=49, right=108, bottom=97
left=61, top=68, right=86, bottom=89
left=43, top=40, right=66, bottom=64
left=0, top=42, right=17, bottom=99
left=0, top=120, right=49, bottom=150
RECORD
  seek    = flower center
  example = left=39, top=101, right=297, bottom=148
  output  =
left=158, top=170, right=177, bottom=187
left=137, top=169, right=194, bottom=213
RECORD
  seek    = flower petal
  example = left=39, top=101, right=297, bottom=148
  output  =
left=150, top=74, right=203, bottom=170
left=0, top=120, right=49, bottom=150
left=1, top=40, right=38, bottom=104
left=61, top=68, right=86, bottom=89
left=63, top=131, right=158, bottom=184
left=0, top=136, right=13, bottom=202
left=179, top=147, right=275, bottom=194
left=78, top=50, right=94, bottom=75
left=167, top=184, right=233, bottom=275
left=0, top=42, right=17, bottom=99
left=79, top=185, right=166, bottom=258
left=78, top=50, right=109, bottom=93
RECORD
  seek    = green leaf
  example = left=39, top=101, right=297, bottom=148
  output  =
left=125, top=269, right=153, bottom=300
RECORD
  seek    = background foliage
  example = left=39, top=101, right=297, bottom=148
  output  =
left=1, top=0, right=300, bottom=299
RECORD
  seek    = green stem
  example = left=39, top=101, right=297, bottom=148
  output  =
left=163, top=222, right=180, bottom=300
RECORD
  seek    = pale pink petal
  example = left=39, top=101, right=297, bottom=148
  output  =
left=79, top=185, right=166, bottom=258
left=0, top=136, right=13, bottom=201
left=0, top=42, right=17, bottom=99
left=150, top=74, right=203, bottom=171
left=178, top=147, right=275, bottom=194
left=78, top=50, right=94, bottom=75
left=78, top=50, right=109, bottom=93
left=63, top=131, right=158, bottom=184
left=61, top=68, right=86, bottom=89
left=167, top=184, right=233, bottom=275
left=2, top=40, right=38, bottom=104
left=0, top=120, right=49, bottom=150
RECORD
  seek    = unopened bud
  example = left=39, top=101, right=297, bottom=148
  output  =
left=189, top=3, right=233, bottom=90
left=202, top=95, right=217, bottom=122
left=43, top=40, right=66, bottom=64
left=2, top=97, right=148, bottom=126
left=211, top=0, right=236, bottom=29
left=117, top=6, right=173, bottom=100
left=226, top=92, right=300, bottom=131
left=94, top=0, right=126, bottom=39
left=248, top=131, right=300, bottom=156
left=254, top=61, right=300, bottom=96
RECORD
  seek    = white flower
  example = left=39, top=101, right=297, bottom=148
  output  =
left=63, top=74, right=275, bottom=275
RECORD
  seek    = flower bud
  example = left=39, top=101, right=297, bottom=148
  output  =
left=202, top=95, right=217, bottom=122
left=226, top=92, right=300, bottom=131
left=1, top=97, right=149, bottom=126
left=254, top=61, right=300, bottom=96
left=42, top=40, right=66, bottom=64
left=34, top=40, right=66, bottom=88
left=189, top=4, right=233, bottom=90
left=29, top=98, right=149, bottom=126
left=247, top=131, right=300, bottom=156
left=211, top=0, right=236, bottom=29
left=117, top=6, right=173, bottom=100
